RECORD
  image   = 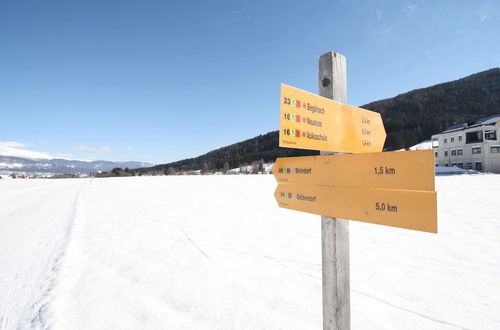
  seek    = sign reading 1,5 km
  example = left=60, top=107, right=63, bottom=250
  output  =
left=280, top=84, right=387, bottom=153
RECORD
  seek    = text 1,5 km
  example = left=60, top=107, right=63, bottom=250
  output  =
left=374, top=166, right=396, bottom=176
left=375, top=202, right=398, bottom=213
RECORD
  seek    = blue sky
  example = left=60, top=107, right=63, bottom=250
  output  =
left=1, top=0, right=499, bottom=164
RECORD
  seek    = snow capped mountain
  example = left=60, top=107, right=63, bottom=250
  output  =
left=0, top=155, right=152, bottom=174
left=0, top=144, right=152, bottom=174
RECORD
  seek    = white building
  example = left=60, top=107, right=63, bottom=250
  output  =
left=431, top=115, right=500, bottom=173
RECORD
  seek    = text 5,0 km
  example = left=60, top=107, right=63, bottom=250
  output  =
left=375, top=202, right=398, bottom=213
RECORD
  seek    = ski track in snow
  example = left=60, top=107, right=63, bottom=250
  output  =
left=180, top=229, right=214, bottom=264
left=216, top=246, right=321, bottom=266
left=30, top=188, right=83, bottom=329
left=0, top=179, right=86, bottom=330
left=351, top=289, right=471, bottom=330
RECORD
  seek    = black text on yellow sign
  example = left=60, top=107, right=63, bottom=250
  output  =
left=273, top=150, right=435, bottom=191
left=279, top=84, right=386, bottom=153
left=275, top=183, right=437, bottom=233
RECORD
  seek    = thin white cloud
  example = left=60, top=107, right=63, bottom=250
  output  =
left=364, top=25, right=432, bottom=59
left=0, top=141, right=53, bottom=159
left=403, top=4, right=417, bottom=16
left=476, top=5, right=491, bottom=23
left=0, top=141, right=25, bottom=148
left=220, top=8, right=247, bottom=18
left=478, top=14, right=490, bottom=23
left=215, top=7, right=251, bottom=24
left=126, top=146, right=134, bottom=151
left=73, top=146, right=118, bottom=154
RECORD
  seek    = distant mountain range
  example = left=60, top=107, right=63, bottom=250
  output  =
left=135, top=68, right=500, bottom=175
left=0, top=155, right=151, bottom=175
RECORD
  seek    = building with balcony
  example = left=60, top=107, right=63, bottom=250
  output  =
left=431, top=115, right=500, bottom=173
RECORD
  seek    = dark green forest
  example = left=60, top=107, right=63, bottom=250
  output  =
left=132, top=68, right=500, bottom=175
left=363, top=68, right=500, bottom=150
left=133, top=131, right=318, bottom=175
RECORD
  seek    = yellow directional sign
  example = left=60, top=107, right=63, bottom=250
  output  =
left=280, top=84, right=386, bottom=153
left=275, top=183, right=437, bottom=233
left=273, top=150, right=435, bottom=191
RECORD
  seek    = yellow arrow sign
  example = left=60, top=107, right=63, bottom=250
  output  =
left=275, top=183, right=437, bottom=233
left=280, top=84, right=386, bottom=152
left=273, top=150, right=435, bottom=191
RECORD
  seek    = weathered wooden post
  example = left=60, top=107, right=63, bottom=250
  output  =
left=319, top=51, right=350, bottom=330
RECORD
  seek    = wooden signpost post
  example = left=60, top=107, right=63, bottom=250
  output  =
left=274, top=52, right=438, bottom=329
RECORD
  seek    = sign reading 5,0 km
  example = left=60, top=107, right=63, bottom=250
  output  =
left=275, top=183, right=437, bottom=233
left=280, top=84, right=387, bottom=153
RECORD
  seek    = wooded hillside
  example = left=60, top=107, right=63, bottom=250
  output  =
left=134, top=68, right=500, bottom=175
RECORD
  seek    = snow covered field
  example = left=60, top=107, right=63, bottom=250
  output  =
left=1, top=174, right=499, bottom=329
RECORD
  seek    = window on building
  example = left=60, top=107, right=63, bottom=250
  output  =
left=491, top=146, right=500, bottom=153
left=458, top=136, right=463, bottom=141
left=485, top=130, right=497, bottom=140
left=465, top=163, right=472, bottom=169
left=475, top=162, right=482, bottom=171
left=444, top=138, right=447, bottom=143
left=444, top=150, right=448, bottom=157
left=451, top=149, right=457, bottom=156
left=435, top=164, right=438, bottom=167
left=432, top=138, right=439, bottom=148
left=451, top=163, right=457, bottom=167
left=472, top=147, right=481, bottom=154
left=457, top=149, right=463, bottom=156
left=457, top=163, right=463, bottom=168
left=435, top=151, right=438, bottom=157
left=466, top=131, right=483, bottom=144
left=451, top=137, right=455, bottom=142
left=445, top=163, right=449, bottom=167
